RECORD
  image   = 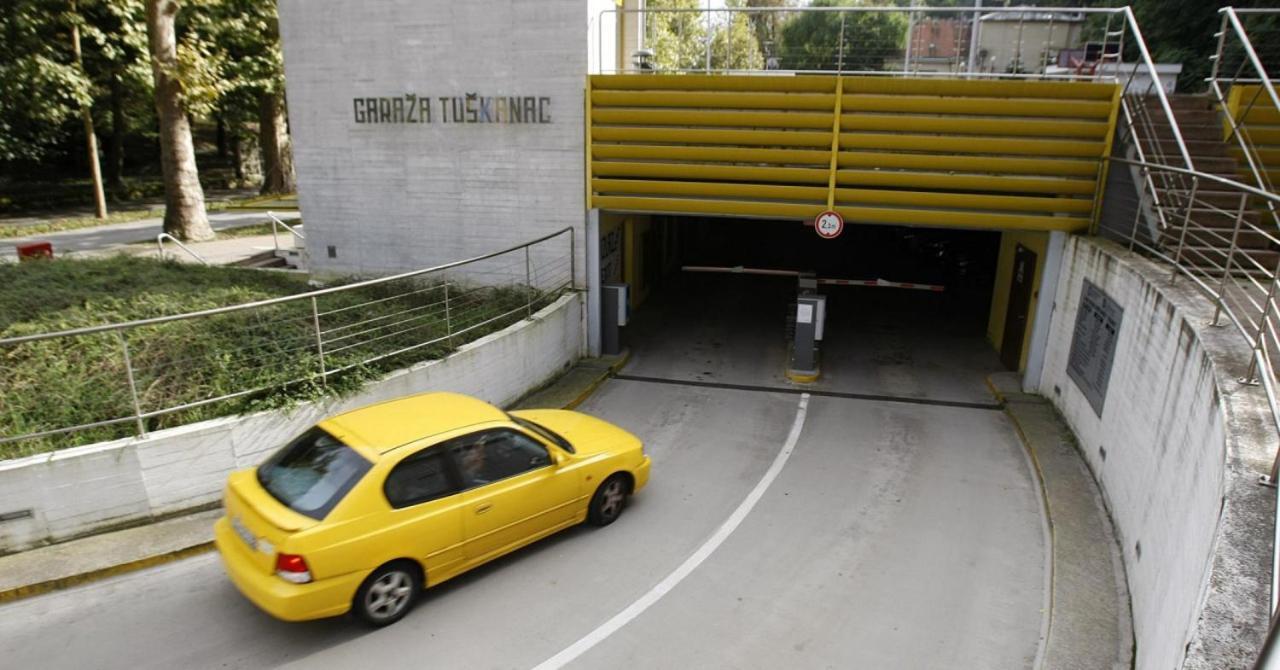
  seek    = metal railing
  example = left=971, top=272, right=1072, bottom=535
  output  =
left=266, top=211, right=305, bottom=255
left=1097, top=157, right=1280, bottom=626
left=0, top=228, right=575, bottom=454
left=1207, top=7, right=1280, bottom=242
left=155, top=233, right=210, bottom=265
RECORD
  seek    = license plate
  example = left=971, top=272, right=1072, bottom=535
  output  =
left=230, top=516, right=257, bottom=551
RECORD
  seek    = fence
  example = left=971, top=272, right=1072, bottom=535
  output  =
left=0, top=228, right=575, bottom=456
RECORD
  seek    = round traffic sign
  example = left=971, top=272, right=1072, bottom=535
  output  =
left=814, top=210, right=844, bottom=239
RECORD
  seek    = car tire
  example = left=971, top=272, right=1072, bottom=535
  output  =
left=353, top=562, right=421, bottom=627
left=588, top=474, right=630, bottom=527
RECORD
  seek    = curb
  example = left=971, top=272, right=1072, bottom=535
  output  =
left=0, top=541, right=215, bottom=604
left=564, top=350, right=632, bottom=410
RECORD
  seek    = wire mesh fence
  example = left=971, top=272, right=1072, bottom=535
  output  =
left=596, top=5, right=1137, bottom=79
left=0, top=228, right=575, bottom=457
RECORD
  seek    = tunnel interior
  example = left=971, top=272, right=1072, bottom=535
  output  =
left=606, top=214, right=1012, bottom=402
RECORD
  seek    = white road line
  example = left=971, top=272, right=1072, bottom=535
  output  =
left=532, top=393, right=812, bottom=670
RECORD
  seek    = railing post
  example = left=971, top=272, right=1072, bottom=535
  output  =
left=117, top=330, right=147, bottom=438
left=1213, top=192, right=1252, bottom=326
left=444, top=282, right=453, bottom=349
left=1170, top=176, right=1200, bottom=283
left=570, top=227, right=577, bottom=291
left=1244, top=253, right=1280, bottom=386
left=704, top=7, right=711, bottom=73
left=310, top=296, right=327, bottom=380
left=525, top=245, right=534, bottom=319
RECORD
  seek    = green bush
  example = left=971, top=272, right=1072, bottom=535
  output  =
left=0, top=256, right=552, bottom=459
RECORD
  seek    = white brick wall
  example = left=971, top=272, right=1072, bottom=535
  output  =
left=0, top=294, right=582, bottom=554
left=1038, top=238, right=1262, bottom=670
left=277, top=0, right=587, bottom=282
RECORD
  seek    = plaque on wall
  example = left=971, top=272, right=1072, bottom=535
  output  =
left=1067, top=280, right=1124, bottom=416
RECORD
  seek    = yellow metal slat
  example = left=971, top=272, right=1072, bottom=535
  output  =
left=841, top=76, right=1118, bottom=101
left=593, top=108, right=833, bottom=129
left=589, top=74, right=837, bottom=93
left=594, top=161, right=831, bottom=185
left=1228, top=147, right=1280, bottom=165
left=839, top=132, right=1105, bottom=157
left=840, top=114, right=1109, bottom=139
left=593, top=195, right=819, bottom=219
left=592, top=126, right=833, bottom=147
left=592, top=144, right=831, bottom=165
left=1239, top=127, right=1280, bottom=145
left=836, top=151, right=1098, bottom=177
left=834, top=188, right=1093, bottom=214
left=840, top=94, right=1113, bottom=119
left=591, top=90, right=836, bottom=111
left=593, top=195, right=1089, bottom=231
left=836, top=169, right=1096, bottom=195
left=592, top=178, right=827, bottom=202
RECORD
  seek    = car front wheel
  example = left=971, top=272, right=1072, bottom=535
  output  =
left=353, top=562, right=421, bottom=627
left=588, top=475, right=630, bottom=527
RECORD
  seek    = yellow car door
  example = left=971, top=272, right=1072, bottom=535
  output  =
left=378, top=447, right=467, bottom=583
left=451, top=429, right=579, bottom=565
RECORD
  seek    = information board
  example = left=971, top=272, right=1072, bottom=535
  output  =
left=1067, top=280, right=1124, bottom=416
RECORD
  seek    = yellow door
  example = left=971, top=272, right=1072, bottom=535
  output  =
left=451, top=430, right=579, bottom=563
left=378, top=448, right=466, bottom=581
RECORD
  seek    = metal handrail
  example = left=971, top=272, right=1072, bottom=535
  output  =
left=266, top=211, right=305, bottom=254
left=3, top=226, right=574, bottom=346
left=1103, top=157, right=1280, bottom=638
left=1221, top=8, right=1280, bottom=122
left=155, top=233, right=210, bottom=266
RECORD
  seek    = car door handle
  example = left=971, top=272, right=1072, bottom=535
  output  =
left=475, top=503, right=494, bottom=515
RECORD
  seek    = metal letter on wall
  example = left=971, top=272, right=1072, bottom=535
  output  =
left=1067, top=280, right=1124, bottom=416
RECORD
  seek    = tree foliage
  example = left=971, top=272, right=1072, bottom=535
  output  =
left=778, top=0, right=907, bottom=73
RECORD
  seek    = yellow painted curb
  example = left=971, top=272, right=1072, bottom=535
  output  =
left=564, top=350, right=632, bottom=410
left=785, top=369, right=820, bottom=384
left=0, top=541, right=216, bottom=605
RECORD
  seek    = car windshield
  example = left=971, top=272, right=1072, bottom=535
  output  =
left=257, top=427, right=372, bottom=520
left=510, top=415, right=575, bottom=454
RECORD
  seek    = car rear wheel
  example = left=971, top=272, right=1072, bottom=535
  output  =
left=353, top=562, right=421, bottom=627
left=588, top=475, right=629, bottom=527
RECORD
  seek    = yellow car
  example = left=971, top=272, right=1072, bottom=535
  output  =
left=214, top=391, right=650, bottom=626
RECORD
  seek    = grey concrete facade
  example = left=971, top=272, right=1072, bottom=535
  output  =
left=278, top=0, right=587, bottom=281
left=1039, top=237, right=1273, bottom=669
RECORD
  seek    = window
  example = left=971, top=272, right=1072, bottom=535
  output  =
left=257, top=427, right=372, bottom=520
left=509, top=414, right=575, bottom=453
left=450, top=430, right=551, bottom=488
left=384, top=451, right=457, bottom=508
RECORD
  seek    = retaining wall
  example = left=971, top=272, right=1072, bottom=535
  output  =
left=0, top=293, right=583, bottom=554
left=1039, top=237, right=1272, bottom=669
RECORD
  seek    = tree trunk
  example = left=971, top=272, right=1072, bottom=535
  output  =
left=107, top=72, right=125, bottom=192
left=258, top=91, right=296, bottom=194
left=145, top=0, right=212, bottom=241
left=70, top=3, right=108, bottom=219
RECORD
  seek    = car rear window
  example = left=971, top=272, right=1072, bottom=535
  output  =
left=257, top=427, right=372, bottom=520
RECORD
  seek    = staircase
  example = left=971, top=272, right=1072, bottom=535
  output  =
left=1133, top=93, right=1278, bottom=273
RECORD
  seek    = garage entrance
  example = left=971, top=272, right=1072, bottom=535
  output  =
left=596, top=213, right=1023, bottom=404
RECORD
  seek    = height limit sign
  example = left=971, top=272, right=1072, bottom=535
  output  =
left=814, top=210, right=844, bottom=239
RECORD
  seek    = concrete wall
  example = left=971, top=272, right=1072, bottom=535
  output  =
left=277, top=0, right=587, bottom=281
left=0, top=295, right=583, bottom=555
left=1039, top=237, right=1271, bottom=669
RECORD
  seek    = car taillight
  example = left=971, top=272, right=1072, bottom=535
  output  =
left=275, top=553, right=313, bottom=584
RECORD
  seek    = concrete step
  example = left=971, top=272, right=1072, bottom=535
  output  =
left=1137, top=138, right=1232, bottom=158
left=1167, top=245, right=1280, bottom=272
left=1146, top=123, right=1227, bottom=142
left=231, top=250, right=288, bottom=269
left=1170, top=109, right=1221, bottom=126
left=1162, top=226, right=1274, bottom=250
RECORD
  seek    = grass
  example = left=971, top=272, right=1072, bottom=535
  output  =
left=0, top=256, right=553, bottom=459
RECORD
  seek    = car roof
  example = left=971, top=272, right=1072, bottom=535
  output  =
left=317, top=391, right=507, bottom=457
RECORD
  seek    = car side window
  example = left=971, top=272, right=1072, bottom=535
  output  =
left=384, top=451, right=457, bottom=508
left=450, top=430, right=551, bottom=489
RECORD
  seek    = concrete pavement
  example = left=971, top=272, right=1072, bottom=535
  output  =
left=0, top=277, right=1131, bottom=669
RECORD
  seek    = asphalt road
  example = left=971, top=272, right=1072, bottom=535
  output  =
left=0, top=279, right=1048, bottom=669
left=0, top=211, right=283, bottom=260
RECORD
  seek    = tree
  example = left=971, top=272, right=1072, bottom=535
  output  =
left=203, top=0, right=294, bottom=194
left=744, top=0, right=794, bottom=67
left=646, top=0, right=708, bottom=71
left=146, top=0, right=213, bottom=241
left=777, top=0, right=908, bottom=73
left=712, top=0, right=764, bottom=71
left=69, top=1, right=108, bottom=219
